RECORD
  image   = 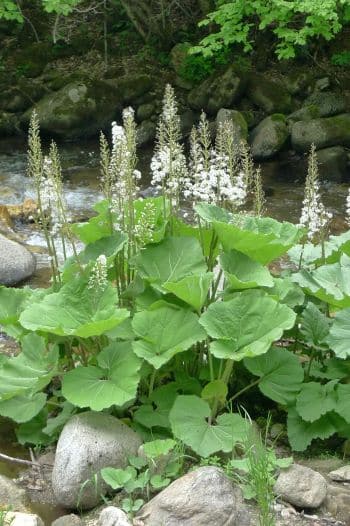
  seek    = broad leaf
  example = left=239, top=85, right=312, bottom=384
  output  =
left=201, top=380, right=228, bottom=404
left=142, top=439, right=176, bottom=459
left=287, top=409, right=342, bottom=451
left=309, top=358, right=350, bottom=380
left=101, top=466, right=135, bottom=490
left=335, top=384, right=350, bottom=422
left=169, top=395, right=250, bottom=457
left=62, top=342, right=141, bottom=411
left=300, top=303, right=329, bottom=347
left=220, top=249, right=274, bottom=290
left=0, top=334, right=58, bottom=401
left=133, top=384, right=179, bottom=429
left=327, top=308, right=350, bottom=359
left=0, top=287, right=45, bottom=338
left=267, top=277, right=305, bottom=308
left=71, top=199, right=117, bottom=243
left=292, top=254, right=350, bottom=309
left=132, top=303, right=206, bottom=369
left=289, top=231, right=350, bottom=267
left=0, top=392, right=47, bottom=423
left=163, top=273, right=213, bottom=311
left=295, top=381, right=338, bottom=422
left=132, top=237, right=207, bottom=289
left=244, top=347, right=304, bottom=406
left=19, top=276, right=129, bottom=338
left=194, top=202, right=232, bottom=223
left=200, top=291, right=296, bottom=361
left=213, top=216, right=302, bottom=264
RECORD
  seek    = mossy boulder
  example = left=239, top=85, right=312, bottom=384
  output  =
left=247, top=74, right=293, bottom=114
left=250, top=114, right=289, bottom=160
left=188, top=66, right=245, bottom=115
left=0, top=79, right=46, bottom=112
left=0, top=112, right=20, bottom=136
left=316, top=146, right=348, bottom=182
left=12, top=42, right=52, bottom=78
left=283, top=71, right=313, bottom=97
left=170, top=42, right=192, bottom=75
left=22, top=80, right=122, bottom=140
left=216, top=109, right=248, bottom=144
left=302, top=91, right=348, bottom=118
left=104, top=74, right=153, bottom=103
left=291, top=113, right=350, bottom=152
left=137, top=120, right=157, bottom=147
left=137, top=102, right=156, bottom=122
left=287, top=105, right=321, bottom=124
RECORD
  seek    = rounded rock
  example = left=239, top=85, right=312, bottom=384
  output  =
left=0, top=234, right=36, bottom=286
left=274, top=463, right=327, bottom=509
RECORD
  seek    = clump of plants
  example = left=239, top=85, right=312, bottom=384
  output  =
left=1, top=84, right=350, bottom=518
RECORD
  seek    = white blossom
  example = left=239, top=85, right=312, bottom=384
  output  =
left=88, top=254, right=108, bottom=290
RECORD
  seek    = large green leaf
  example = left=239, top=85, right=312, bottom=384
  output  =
left=163, top=273, right=213, bottom=311
left=19, top=277, right=129, bottom=338
left=335, top=384, right=350, bottom=423
left=292, top=254, right=350, bottom=309
left=0, top=392, right=47, bottom=423
left=172, top=218, right=216, bottom=258
left=134, top=384, right=179, bottom=429
left=300, top=303, right=329, bottom=347
left=288, top=231, right=350, bottom=268
left=326, top=308, right=350, bottom=359
left=220, top=249, right=274, bottom=290
left=200, top=291, right=296, bottom=361
left=244, top=347, right=304, bottom=406
left=266, top=277, right=305, bottom=308
left=213, top=216, right=302, bottom=264
left=62, top=341, right=141, bottom=411
left=295, top=381, right=338, bottom=422
left=132, top=303, right=206, bottom=369
left=194, top=202, right=232, bottom=223
left=71, top=199, right=117, bottom=243
left=287, top=409, right=342, bottom=451
left=0, top=287, right=45, bottom=338
left=169, top=395, right=249, bottom=457
left=132, top=237, right=207, bottom=289
left=0, top=334, right=58, bottom=402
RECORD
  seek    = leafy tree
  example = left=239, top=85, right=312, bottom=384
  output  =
left=193, top=0, right=350, bottom=60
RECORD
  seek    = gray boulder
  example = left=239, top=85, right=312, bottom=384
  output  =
left=188, top=66, right=245, bottom=115
left=3, top=512, right=43, bottom=526
left=136, top=103, right=156, bottom=122
left=250, top=114, right=289, bottom=160
left=136, top=120, right=157, bottom=147
left=274, top=463, right=327, bottom=509
left=329, top=465, right=350, bottom=481
left=0, top=474, right=28, bottom=512
left=247, top=74, right=293, bottom=114
left=99, top=506, right=132, bottom=526
left=302, top=91, right=347, bottom=118
left=287, top=105, right=321, bottom=124
left=134, top=466, right=252, bottom=525
left=51, top=514, right=83, bottom=526
left=0, top=112, right=20, bottom=136
left=22, top=80, right=122, bottom=140
left=51, top=411, right=142, bottom=510
left=291, top=113, right=350, bottom=152
left=316, top=146, right=348, bottom=182
left=0, top=234, right=36, bottom=286
left=216, top=109, right=248, bottom=144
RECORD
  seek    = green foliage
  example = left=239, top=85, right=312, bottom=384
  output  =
left=193, top=0, right=350, bottom=60
left=0, top=0, right=22, bottom=22
left=331, top=50, right=350, bottom=67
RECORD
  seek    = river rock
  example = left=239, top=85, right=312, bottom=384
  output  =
left=247, top=74, right=293, bottom=114
left=291, top=113, right=350, bottom=152
left=136, top=120, right=157, bottom=146
left=322, top=482, right=350, bottom=524
left=170, top=42, right=191, bottom=76
left=0, top=234, right=36, bottom=286
left=51, top=514, right=83, bottom=526
left=274, top=464, right=327, bottom=509
left=302, top=91, right=347, bottom=118
left=104, top=74, right=153, bottom=104
left=0, top=111, right=20, bottom=136
left=3, top=512, right=43, bottom=526
left=136, top=103, right=156, bottom=122
left=134, top=466, right=252, bottom=525
left=216, top=109, right=248, bottom=143
left=188, top=66, right=245, bottom=114
left=316, top=146, right=348, bottom=182
left=22, top=80, right=122, bottom=140
left=250, top=114, right=289, bottom=160
left=99, top=506, right=132, bottom=526
left=284, top=71, right=313, bottom=97
left=0, top=474, right=28, bottom=512
left=287, top=105, right=321, bottom=123
left=52, top=411, right=142, bottom=510
left=329, top=465, right=350, bottom=481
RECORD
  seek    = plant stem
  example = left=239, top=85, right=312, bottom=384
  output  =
left=227, top=378, right=260, bottom=406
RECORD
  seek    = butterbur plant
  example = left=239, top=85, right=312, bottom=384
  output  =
left=3, top=85, right=350, bottom=496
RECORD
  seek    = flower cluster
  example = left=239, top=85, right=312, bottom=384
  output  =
left=134, top=200, right=157, bottom=246
left=346, top=188, right=350, bottom=226
left=41, top=152, right=70, bottom=236
left=299, top=145, right=332, bottom=240
left=184, top=114, right=249, bottom=210
left=151, top=85, right=187, bottom=207
left=88, top=254, right=108, bottom=290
